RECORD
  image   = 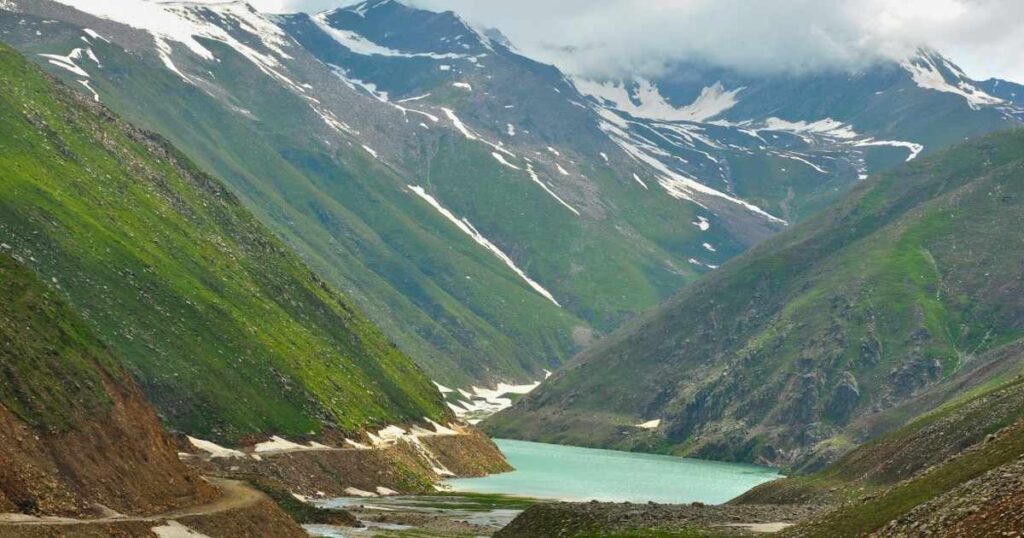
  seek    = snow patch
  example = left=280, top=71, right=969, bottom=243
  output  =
left=635, top=419, right=661, bottom=429
left=187, top=437, right=244, bottom=459
left=902, top=52, right=1003, bottom=110
left=442, top=107, right=476, bottom=140
left=53, top=1, right=300, bottom=88
left=575, top=78, right=743, bottom=122
left=526, top=164, right=580, bottom=216
left=79, top=79, right=100, bottom=102
left=82, top=28, right=108, bottom=42
left=152, top=521, right=210, bottom=538
left=760, top=117, right=858, bottom=140
left=408, top=186, right=560, bottom=306
left=492, top=152, right=520, bottom=170
left=345, top=439, right=371, bottom=450
left=854, top=138, right=924, bottom=162
left=344, top=487, right=378, bottom=498
left=452, top=82, right=472, bottom=91
left=251, top=436, right=334, bottom=453
left=445, top=379, right=545, bottom=422
left=313, top=12, right=464, bottom=59
left=597, top=115, right=786, bottom=224
left=361, top=145, right=379, bottom=159
left=39, top=48, right=95, bottom=78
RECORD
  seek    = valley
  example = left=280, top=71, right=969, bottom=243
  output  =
left=1, top=0, right=1023, bottom=536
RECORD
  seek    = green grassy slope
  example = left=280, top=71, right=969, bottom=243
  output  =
left=1, top=253, right=121, bottom=433
left=488, top=129, right=1024, bottom=467
left=0, top=43, right=445, bottom=441
left=48, top=28, right=585, bottom=387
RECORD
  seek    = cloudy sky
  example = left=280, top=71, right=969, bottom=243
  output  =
left=248, top=0, right=1024, bottom=82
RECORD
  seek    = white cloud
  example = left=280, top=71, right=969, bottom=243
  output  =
left=413, top=0, right=1024, bottom=82
left=249, top=0, right=1024, bottom=83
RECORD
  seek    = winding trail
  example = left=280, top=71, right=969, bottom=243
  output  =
left=0, top=478, right=259, bottom=528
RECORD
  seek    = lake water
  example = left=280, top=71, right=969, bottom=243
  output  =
left=445, top=439, right=781, bottom=505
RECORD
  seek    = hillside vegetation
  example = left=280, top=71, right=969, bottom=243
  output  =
left=0, top=43, right=445, bottom=442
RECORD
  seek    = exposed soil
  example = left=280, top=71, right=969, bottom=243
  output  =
left=0, top=375, right=215, bottom=519
left=0, top=478, right=305, bottom=537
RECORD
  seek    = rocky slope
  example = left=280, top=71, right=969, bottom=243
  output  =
left=0, top=252, right=213, bottom=518
left=496, top=502, right=820, bottom=537
left=488, top=128, right=1024, bottom=469
left=5, top=0, right=1020, bottom=395
left=0, top=41, right=445, bottom=443
left=775, top=400, right=1024, bottom=536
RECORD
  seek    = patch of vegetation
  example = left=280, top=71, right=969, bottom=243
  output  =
left=0, top=253, right=117, bottom=430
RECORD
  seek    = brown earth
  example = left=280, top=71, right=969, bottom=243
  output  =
left=419, top=429, right=514, bottom=477
left=0, top=478, right=305, bottom=537
left=0, top=366, right=215, bottom=520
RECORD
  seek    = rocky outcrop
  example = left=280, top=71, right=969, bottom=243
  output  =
left=418, top=429, right=513, bottom=477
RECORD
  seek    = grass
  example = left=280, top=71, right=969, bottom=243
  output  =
left=0, top=43, right=445, bottom=441
left=0, top=253, right=118, bottom=430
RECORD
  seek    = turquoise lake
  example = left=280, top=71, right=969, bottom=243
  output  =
left=445, top=439, right=781, bottom=504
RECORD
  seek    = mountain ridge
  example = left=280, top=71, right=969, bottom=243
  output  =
left=4, top=0, right=1021, bottom=400
left=487, top=127, right=1024, bottom=469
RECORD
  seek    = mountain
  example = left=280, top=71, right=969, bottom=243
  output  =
left=570, top=48, right=1023, bottom=221
left=487, top=128, right=1024, bottom=469
left=0, top=41, right=444, bottom=443
left=3, top=0, right=1021, bottom=400
left=0, top=252, right=212, bottom=517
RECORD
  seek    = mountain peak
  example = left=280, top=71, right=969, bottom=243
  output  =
left=318, top=0, right=492, bottom=56
left=901, top=47, right=1005, bottom=109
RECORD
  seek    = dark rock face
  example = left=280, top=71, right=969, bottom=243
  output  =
left=825, top=372, right=861, bottom=424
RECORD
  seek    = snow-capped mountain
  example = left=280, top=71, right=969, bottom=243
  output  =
left=3, top=0, right=1019, bottom=394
